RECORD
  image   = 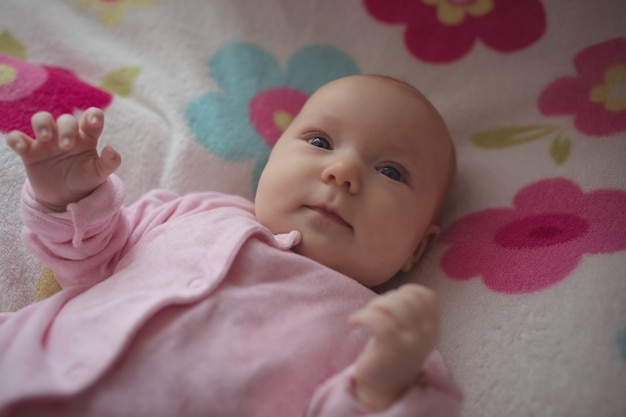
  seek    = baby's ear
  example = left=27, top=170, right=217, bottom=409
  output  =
left=400, top=224, right=441, bottom=272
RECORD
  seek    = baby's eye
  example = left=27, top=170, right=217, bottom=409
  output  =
left=308, top=136, right=332, bottom=150
left=378, top=166, right=406, bottom=182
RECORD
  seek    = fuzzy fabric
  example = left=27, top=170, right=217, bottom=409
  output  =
left=1, top=1, right=625, bottom=416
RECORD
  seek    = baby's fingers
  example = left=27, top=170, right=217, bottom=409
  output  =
left=96, top=145, right=122, bottom=177
left=6, top=131, right=33, bottom=155
left=351, top=286, right=440, bottom=341
left=349, top=304, right=400, bottom=340
left=31, top=111, right=56, bottom=143
left=56, top=114, right=79, bottom=150
left=78, top=108, right=105, bottom=143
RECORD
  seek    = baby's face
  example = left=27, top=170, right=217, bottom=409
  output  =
left=255, top=75, right=453, bottom=287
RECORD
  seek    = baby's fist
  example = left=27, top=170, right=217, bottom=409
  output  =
left=349, top=284, right=440, bottom=410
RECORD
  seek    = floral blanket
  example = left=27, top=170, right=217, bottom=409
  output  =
left=1, top=1, right=625, bottom=416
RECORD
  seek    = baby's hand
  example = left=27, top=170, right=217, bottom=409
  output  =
left=349, top=283, right=440, bottom=411
left=5, top=108, right=121, bottom=212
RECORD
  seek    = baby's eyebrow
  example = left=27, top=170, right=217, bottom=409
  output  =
left=307, top=112, right=340, bottom=127
left=296, top=114, right=341, bottom=134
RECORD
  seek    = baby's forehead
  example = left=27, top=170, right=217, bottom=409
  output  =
left=329, top=75, right=431, bottom=104
left=307, top=76, right=437, bottom=117
left=368, top=75, right=428, bottom=100
left=374, top=77, right=444, bottom=121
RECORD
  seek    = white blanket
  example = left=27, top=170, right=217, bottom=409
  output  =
left=1, top=1, right=625, bottom=416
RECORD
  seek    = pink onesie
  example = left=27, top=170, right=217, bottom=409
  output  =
left=0, top=175, right=462, bottom=416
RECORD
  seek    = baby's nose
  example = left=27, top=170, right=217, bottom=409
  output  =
left=321, top=156, right=361, bottom=193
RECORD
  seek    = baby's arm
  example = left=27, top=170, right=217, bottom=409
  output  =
left=6, top=109, right=127, bottom=287
left=349, top=284, right=440, bottom=411
left=5, top=108, right=121, bottom=212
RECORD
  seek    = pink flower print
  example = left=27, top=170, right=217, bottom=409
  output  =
left=0, top=54, right=112, bottom=137
left=0, top=55, right=47, bottom=101
left=249, top=87, right=308, bottom=147
left=363, top=0, right=546, bottom=64
left=440, top=178, right=626, bottom=294
left=539, top=38, right=626, bottom=136
left=471, top=39, right=626, bottom=165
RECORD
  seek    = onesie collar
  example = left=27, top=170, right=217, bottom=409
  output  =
left=273, top=230, right=301, bottom=249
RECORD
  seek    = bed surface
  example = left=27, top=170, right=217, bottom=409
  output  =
left=1, top=1, right=625, bottom=416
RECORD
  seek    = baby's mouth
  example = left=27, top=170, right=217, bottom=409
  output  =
left=305, top=205, right=353, bottom=229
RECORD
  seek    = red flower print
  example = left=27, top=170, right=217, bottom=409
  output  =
left=0, top=54, right=112, bottom=137
left=440, top=178, right=626, bottom=294
left=249, top=87, right=308, bottom=147
left=538, top=38, right=626, bottom=136
left=363, top=0, right=546, bottom=64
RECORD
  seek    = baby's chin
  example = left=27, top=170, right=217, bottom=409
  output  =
left=292, top=240, right=343, bottom=273
left=293, top=243, right=389, bottom=288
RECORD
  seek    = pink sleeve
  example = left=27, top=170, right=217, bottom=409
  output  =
left=21, top=175, right=132, bottom=288
left=305, top=352, right=462, bottom=417
left=22, top=175, right=254, bottom=288
left=21, top=175, right=254, bottom=289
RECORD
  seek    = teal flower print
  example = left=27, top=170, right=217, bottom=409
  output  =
left=185, top=42, right=359, bottom=191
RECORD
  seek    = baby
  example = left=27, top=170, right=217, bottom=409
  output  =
left=1, top=75, right=461, bottom=416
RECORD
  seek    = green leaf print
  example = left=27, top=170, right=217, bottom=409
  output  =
left=471, top=125, right=560, bottom=149
left=550, top=134, right=571, bottom=165
left=100, top=66, right=141, bottom=97
left=0, top=30, right=26, bottom=60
